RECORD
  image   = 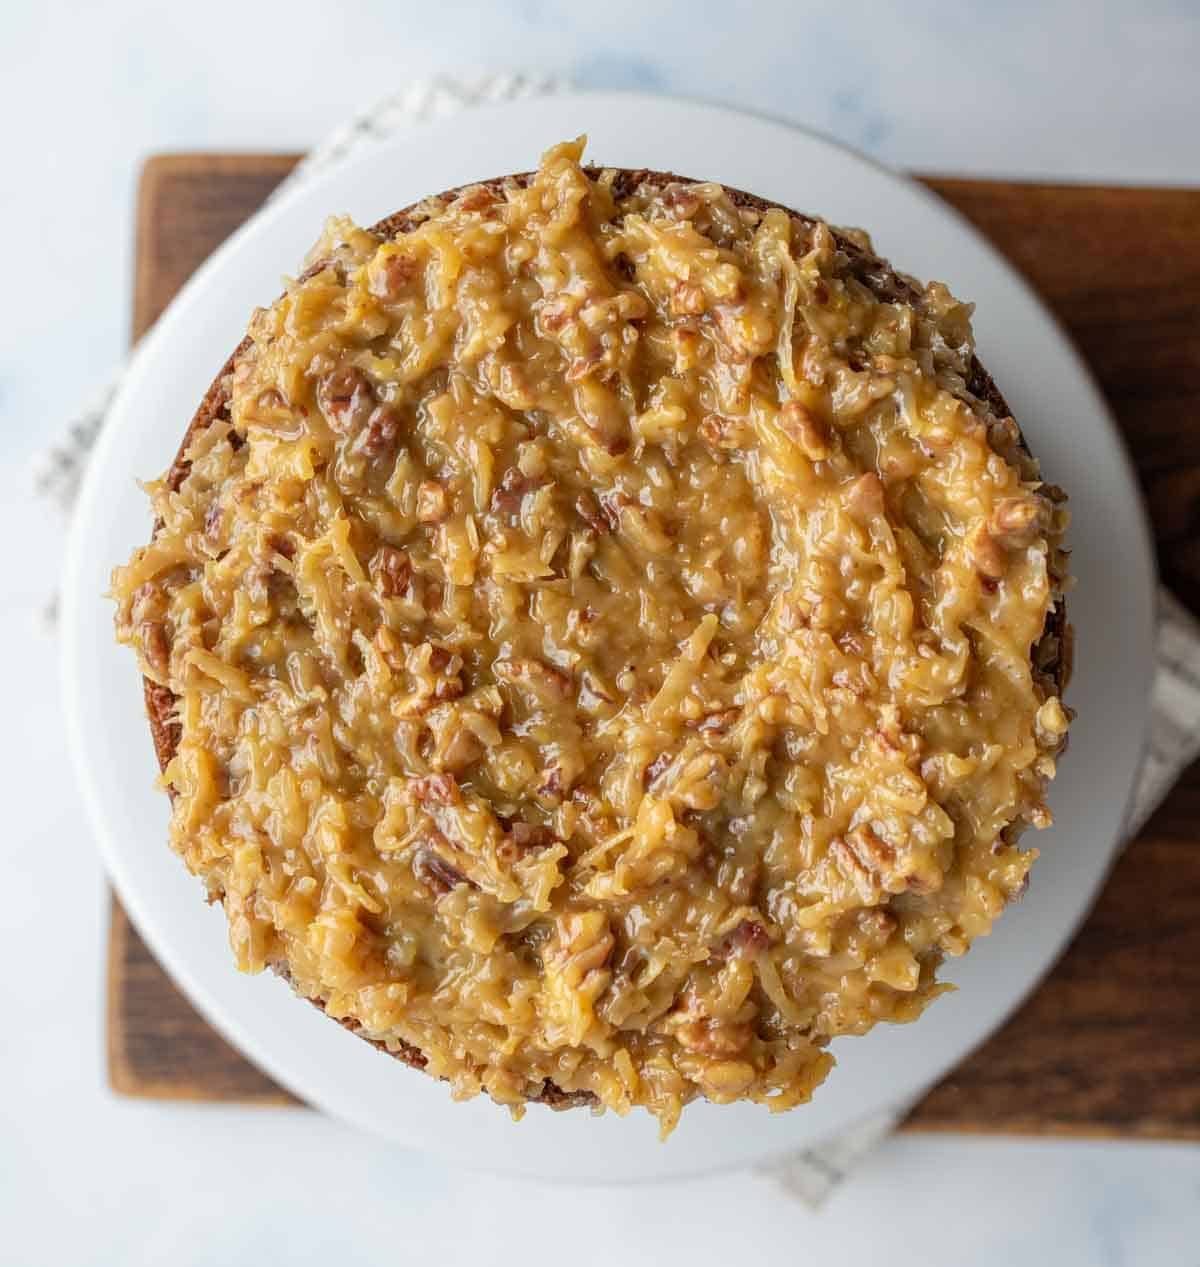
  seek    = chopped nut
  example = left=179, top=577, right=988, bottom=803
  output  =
left=663, top=185, right=702, bottom=219
left=778, top=399, right=831, bottom=460
left=578, top=668, right=615, bottom=708
left=498, top=820, right=558, bottom=864
left=371, top=250, right=419, bottom=298
left=495, top=657, right=574, bottom=700
left=355, top=405, right=402, bottom=461
left=266, top=532, right=295, bottom=561
left=676, top=1018, right=753, bottom=1058
left=670, top=282, right=706, bottom=316
left=697, top=1060, right=757, bottom=1097
left=410, top=773, right=460, bottom=806
left=371, top=545, right=412, bottom=598
left=596, top=490, right=629, bottom=533
left=565, top=348, right=603, bottom=382
left=317, top=366, right=374, bottom=434
left=130, top=582, right=166, bottom=625
left=1027, top=803, right=1054, bottom=830
left=988, top=497, right=1047, bottom=548
left=412, top=845, right=472, bottom=896
left=834, top=824, right=940, bottom=897
left=427, top=646, right=453, bottom=673
left=699, top=413, right=751, bottom=451
left=574, top=491, right=610, bottom=535
left=140, top=621, right=170, bottom=676
left=715, top=919, right=772, bottom=958
left=672, top=326, right=702, bottom=373
left=540, top=300, right=572, bottom=334
left=417, top=481, right=450, bottom=524
left=693, top=707, right=740, bottom=735
left=491, top=467, right=543, bottom=515
left=538, top=765, right=566, bottom=801
left=457, top=185, right=498, bottom=213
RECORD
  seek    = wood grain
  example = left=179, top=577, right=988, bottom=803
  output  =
left=110, top=153, right=1200, bottom=1134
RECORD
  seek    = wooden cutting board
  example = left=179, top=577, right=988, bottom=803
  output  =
left=109, top=154, right=1200, bottom=1135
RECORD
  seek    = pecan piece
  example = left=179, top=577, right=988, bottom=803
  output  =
left=266, top=532, right=296, bottom=561
left=987, top=497, right=1047, bottom=549
left=699, top=413, right=751, bottom=451
left=834, top=825, right=938, bottom=896
left=574, top=491, right=610, bottom=536
left=371, top=545, right=412, bottom=598
left=721, top=919, right=772, bottom=958
left=416, top=481, right=449, bottom=524
left=832, top=825, right=894, bottom=892
left=565, top=348, right=604, bottom=383
left=139, top=621, right=170, bottom=677
left=255, top=388, right=284, bottom=412
left=494, top=657, right=574, bottom=701
left=778, top=399, right=831, bottom=460
left=491, top=467, right=543, bottom=515
left=662, top=185, right=702, bottom=220
left=354, top=405, right=402, bottom=462
left=411, top=773, right=460, bottom=806
left=670, top=282, right=706, bottom=316
left=457, top=185, right=498, bottom=213
left=508, top=821, right=557, bottom=851
left=538, top=765, right=567, bottom=801
left=596, top=489, right=630, bottom=533
left=540, top=300, right=572, bottom=334
left=693, top=707, right=740, bottom=735
left=498, top=820, right=559, bottom=862
left=371, top=250, right=419, bottom=298
left=412, top=846, right=472, bottom=896
left=676, top=1018, right=753, bottom=1058
left=317, top=366, right=374, bottom=434
left=427, top=645, right=453, bottom=673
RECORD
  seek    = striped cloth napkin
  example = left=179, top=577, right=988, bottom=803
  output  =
left=36, top=73, right=1200, bottom=1208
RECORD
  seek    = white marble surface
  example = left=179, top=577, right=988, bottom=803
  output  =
left=3, top=2, right=1199, bottom=1263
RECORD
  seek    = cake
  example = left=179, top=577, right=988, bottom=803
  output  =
left=112, top=139, right=1071, bottom=1135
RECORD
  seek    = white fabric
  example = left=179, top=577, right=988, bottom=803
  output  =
left=37, top=74, right=1199, bottom=1210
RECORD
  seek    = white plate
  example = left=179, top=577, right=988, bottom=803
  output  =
left=62, top=91, right=1155, bottom=1181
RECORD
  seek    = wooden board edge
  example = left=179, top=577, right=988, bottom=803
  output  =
left=898, top=1117, right=1200, bottom=1142
left=107, top=897, right=299, bottom=1105
left=110, top=153, right=1200, bottom=1136
left=133, top=153, right=302, bottom=342
left=105, top=895, right=138, bottom=1097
